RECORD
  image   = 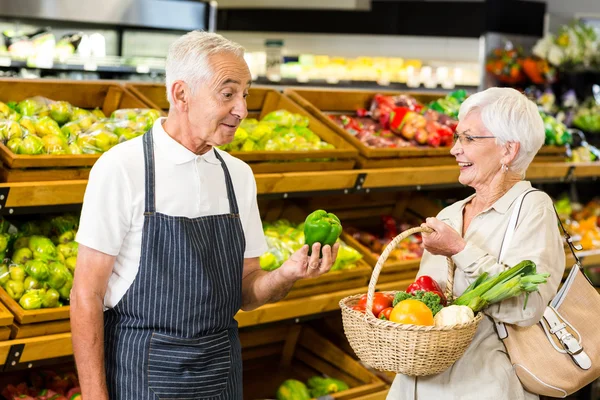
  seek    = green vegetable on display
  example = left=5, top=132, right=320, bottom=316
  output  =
left=218, top=109, right=335, bottom=153
left=306, top=376, right=349, bottom=397
left=0, top=97, right=161, bottom=156
left=0, top=214, right=79, bottom=309
left=276, top=379, right=311, bottom=400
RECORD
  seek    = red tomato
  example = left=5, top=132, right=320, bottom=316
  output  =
left=351, top=304, right=366, bottom=313
left=357, top=293, right=394, bottom=316
left=378, top=307, right=393, bottom=320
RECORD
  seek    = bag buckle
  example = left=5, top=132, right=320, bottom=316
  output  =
left=558, top=331, right=584, bottom=355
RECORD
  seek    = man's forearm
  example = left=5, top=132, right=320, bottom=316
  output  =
left=241, top=268, right=296, bottom=311
left=70, top=290, right=109, bottom=400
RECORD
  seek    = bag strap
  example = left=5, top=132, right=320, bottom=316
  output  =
left=496, top=188, right=581, bottom=339
left=498, top=189, right=581, bottom=265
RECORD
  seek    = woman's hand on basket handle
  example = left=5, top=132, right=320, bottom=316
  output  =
left=421, top=218, right=466, bottom=257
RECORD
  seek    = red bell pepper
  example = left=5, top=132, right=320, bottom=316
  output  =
left=406, top=275, right=447, bottom=306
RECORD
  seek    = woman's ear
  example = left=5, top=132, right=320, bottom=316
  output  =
left=501, top=141, right=521, bottom=166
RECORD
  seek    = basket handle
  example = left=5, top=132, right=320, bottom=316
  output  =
left=365, top=226, right=456, bottom=318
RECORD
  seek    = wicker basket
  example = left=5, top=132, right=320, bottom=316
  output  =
left=339, top=226, right=484, bottom=376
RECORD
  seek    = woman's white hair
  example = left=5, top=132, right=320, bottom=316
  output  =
left=165, top=31, right=245, bottom=104
left=458, top=87, right=545, bottom=175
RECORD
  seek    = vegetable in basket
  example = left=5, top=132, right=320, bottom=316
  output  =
left=393, top=289, right=444, bottom=316
left=453, top=260, right=549, bottom=312
left=406, top=275, right=447, bottom=306
left=354, top=292, right=394, bottom=316
left=433, top=305, right=474, bottom=327
left=389, top=299, right=434, bottom=326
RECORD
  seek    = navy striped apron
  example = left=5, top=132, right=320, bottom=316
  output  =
left=103, top=129, right=246, bottom=399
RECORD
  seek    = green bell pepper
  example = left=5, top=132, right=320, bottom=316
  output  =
left=25, top=260, right=50, bottom=281
left=0, top=264, right=8, bottom=286
left=5, top=280, right=24, bottom=300
left=42, top=288, right=60, bottom=308
left=9, top=265, right=25, bottom=282
left=58, top=278, right=73, bottom=300
left=47, top=262, right=73, bottom=290
left=303, top=210, right=342, bottom=256
left=19, top=289, right=45, bottom=310
left=24, top=276, right=41, bottom=290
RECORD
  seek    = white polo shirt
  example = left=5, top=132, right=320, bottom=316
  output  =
left=76, top=118, right=268, bottom=309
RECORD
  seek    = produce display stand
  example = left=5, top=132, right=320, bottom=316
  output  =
left=240, top=324, right=386, bottom=399
left=0, top=287, right=69, bottom=325
left=125, top=83, right=360, bottom=174
left=0, top=80, right=599, bottom=397
left=0, top=332, right=72, bottom=371
left=0, top=302, right=14, bottom=341
left=0, top=79, right=151, bottom=182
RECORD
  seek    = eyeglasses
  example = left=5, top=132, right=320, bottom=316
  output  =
left=453, top=131, right=496, bottom=145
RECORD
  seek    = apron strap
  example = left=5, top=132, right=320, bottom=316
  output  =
left=213, top=149, right=240, bottom=215
left=142, top=129, right=156, bottom=214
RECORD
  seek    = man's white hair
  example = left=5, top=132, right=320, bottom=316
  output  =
left=458, top=87, right=545, bottom=175
left=165, top=31, right=245, bottom=104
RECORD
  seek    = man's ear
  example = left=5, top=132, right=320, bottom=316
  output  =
left=170, top=81, right=189, bottom=112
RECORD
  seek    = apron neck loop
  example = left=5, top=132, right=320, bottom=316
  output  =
left=142, top=128, right=241, bottom=216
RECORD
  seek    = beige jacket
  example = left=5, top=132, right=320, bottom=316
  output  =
left=388, top=181, right=566, bottom=400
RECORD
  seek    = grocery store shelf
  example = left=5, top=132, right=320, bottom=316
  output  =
left=235, top=279, right=413, bottom=328
left=527, top=163, right=572, bottom=182
left=0, top=332, right=72, bottom=371
left=0, top=162, right=598, bottom=212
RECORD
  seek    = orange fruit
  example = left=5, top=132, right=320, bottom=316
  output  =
left=389, top=299, right=434, bottom=326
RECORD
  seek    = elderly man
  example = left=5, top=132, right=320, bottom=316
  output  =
left=71, top=31, right=339, bottom=399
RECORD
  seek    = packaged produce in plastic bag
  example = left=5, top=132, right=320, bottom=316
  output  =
left=111, top=108, right=161, bottom=131
left=0, top=119, right=27, bottom=142
left=16, top=96, right=51, bottom=117
left=76, top=123, right=119, bottom=154
left=109, top=118, right=148, bottom=143
left=7, top=132, right=45, bottom=155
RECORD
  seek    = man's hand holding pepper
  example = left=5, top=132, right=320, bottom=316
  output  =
left=278, top=242, right=340, bottom=282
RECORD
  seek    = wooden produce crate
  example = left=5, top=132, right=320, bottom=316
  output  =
left=126, top=83, right=359, bottom=173
left=0, top=301, right=14, bottom=341
left=0, top=78, right=153, bottom=181
left=10, top=319, right=71, bottom=339
left=0, top=287, right=69, bottom=325
left=286, top=88, right=569, bottom=168
left=0, top=332, right=72, bottom=370
left=285, top=88, right=453, bottom=168
left=240, top=324, right=385, bottom=400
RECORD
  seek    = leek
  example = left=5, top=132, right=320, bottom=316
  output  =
left=453, top=260, right=550, bottom=312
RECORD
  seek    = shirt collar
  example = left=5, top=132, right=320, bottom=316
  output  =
left=152, top=118, right=221, bottom=165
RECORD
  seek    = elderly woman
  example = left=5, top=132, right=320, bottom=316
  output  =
left=387, top=87, right=565, bottom=400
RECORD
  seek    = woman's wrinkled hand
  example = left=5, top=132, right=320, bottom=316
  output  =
left=421, top=218, right=466, bottom=257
